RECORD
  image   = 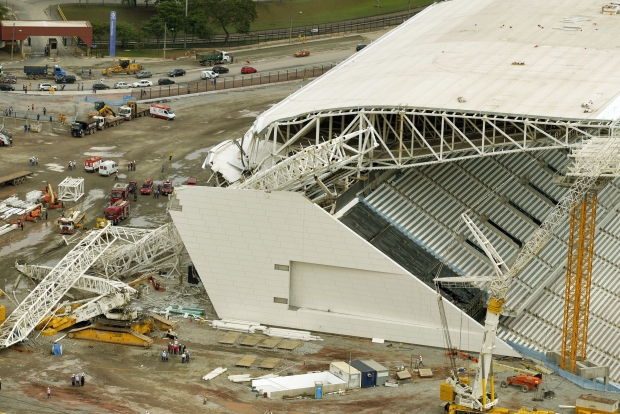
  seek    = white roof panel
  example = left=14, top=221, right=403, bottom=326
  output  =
left=252, top=0, right=620, bottom=134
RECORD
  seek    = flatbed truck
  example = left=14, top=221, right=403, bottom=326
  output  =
left=0, top=171, right=32, bottom=187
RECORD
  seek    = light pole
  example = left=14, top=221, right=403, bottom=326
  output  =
left=10, top=23, right=15, bottom=62
left=164, top=21, right=167, bottom=59
left=289, top=8, right=302, bottom=44
left=184, top=0, right=188, bottom=50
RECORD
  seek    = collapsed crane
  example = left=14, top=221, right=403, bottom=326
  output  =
left=435, top=133, right=620, bottom=413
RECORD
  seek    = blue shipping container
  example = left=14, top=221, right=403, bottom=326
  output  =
left=348, top=360, right=376, bottom=388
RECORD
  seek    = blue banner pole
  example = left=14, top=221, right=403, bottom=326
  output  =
left=110, top=11, right=117, bottom=57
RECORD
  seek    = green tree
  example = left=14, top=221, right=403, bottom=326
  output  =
left=156, top=1, right=185, bottom=43
left=142, top=16, right=165, bottom=46
left=91, top=20, right=110, bottom=42
left=0, top=4, right=9, bottom=20
left=116, top=21, right=138, bottom=47
left=201, top=0, right=257, bottom=44
left=187, top=14, right=214, bottom=40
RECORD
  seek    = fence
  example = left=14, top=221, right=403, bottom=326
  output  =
left=127, top=64, right=335, bottom=100
left=507, top=341, right=620, bottom=392
left=1, top=116, right=70, bottom=134
left=86, top=11, right=418, bottom=51
left=84, top=95, right=134, bottom=107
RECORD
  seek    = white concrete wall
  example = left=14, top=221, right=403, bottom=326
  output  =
left=170, top=186, right=518, bottom=356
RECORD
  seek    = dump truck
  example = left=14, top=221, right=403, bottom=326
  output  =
left=58, top=211, right=86, bottom=234
left=24, top=65, right=66, bottom=80
left=161, top=179, right=174, bottom=196
left=118, top=101, right=150, bottom=120
left=71, top=119, right=100, bottom=137
left=110, top=182, right=130, bottom=204
left=197, top=51, right=233, bottom=66
left=0, top=171, right=32, bottom=187
left=102, top=58, right=143, bottom=76
left=104, top=199, right=131, bottom=225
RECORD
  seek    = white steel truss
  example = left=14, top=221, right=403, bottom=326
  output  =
left=14, top=262, right=136, bottom=296
left=91, top=223, right=184, bottom=278
left=57, top=177, right=85, bottom=202
left=0, top=225, right=116, bottom=348
left=215, top=108, right=614, bottom=198
left=234, top=126, right=379, bottom=192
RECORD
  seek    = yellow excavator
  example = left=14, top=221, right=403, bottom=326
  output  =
left=102, top=58, right=142, bottom=76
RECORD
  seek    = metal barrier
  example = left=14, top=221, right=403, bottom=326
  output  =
left=57, top=5, right=79, bottom=45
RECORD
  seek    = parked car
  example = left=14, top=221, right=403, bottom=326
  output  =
left=158, top=78, right=175, bottom=86
left=0, top=84, right=15, bottom=91
left=200, top=70, right=219, bottom=80
left=136, top=70, right=152, bottom=78
left=131, top=80, right=153, bottom=88
left=38, top=83, right=53, bottom=91
left=241, top=66, right=257, bottom=74
left=0, top=75, right=17, bottom=84
left=168, top=69, right=186, bottom=77
left=294, top=49, right=310, bottom=57
left=114, top=81, right=131, bottom=89
left=212, top=65, right=229, bottom=74
left=55, top=75, right=76, bottom=84
left=140, top=179, right=154, bottom=195
left=92, top=83, right=110, bottom=90
left=356, top=44, right=367, bottom=52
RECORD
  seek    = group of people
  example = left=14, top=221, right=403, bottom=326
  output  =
left=127, top=161, right=137, bottom=171
left=29, top=157, right=38, bottom=166
left=71, top=373, right=86, bottom=387
left=4, top=107, right=13, bottom=116
left=68, top=160, right=77, bottom=170
left=164, top=341, right=190, bottom=362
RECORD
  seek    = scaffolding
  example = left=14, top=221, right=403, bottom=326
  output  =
left=57, top=177, right=84, bottom=202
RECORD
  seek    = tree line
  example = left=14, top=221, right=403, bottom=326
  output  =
left=90, top=0, right=257, bottom=47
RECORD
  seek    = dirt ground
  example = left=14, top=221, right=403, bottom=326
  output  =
left=0, top=53, right=619, bottom=414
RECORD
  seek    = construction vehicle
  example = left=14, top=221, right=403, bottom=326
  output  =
left=84, top=156, right=102, bottom=172
left=0, top=125, right=13, bottom=146
left=196, top=51, right=233, bottom=66
left=118, top=101, right=150, bottom=120
left=57, top=211, right=86, bottom=234
left=40, top=182, right=63, bottom=209
left=110, top=182, right=130, bottom=204
left=128, top=274, right=166, bottom=292
left=102, top=58, right=143, bottom=76
left=57, top=114, right=67, bottom=124
left=104, top=199, right=131, bottom=225
left=10, top=204, right=43, bottom=225
left=140, top=179, right=154, bottom=195
left=500, top=374, right=543, bottom=393
left=0, top=171, right=31, bottom=187
left=71, top=119, right=100, bottom=137
left=160, top=179, right=174, bottom=196
left=23, top=64, right=66, bottom=80
left=67, top=313, right=176, bottom=348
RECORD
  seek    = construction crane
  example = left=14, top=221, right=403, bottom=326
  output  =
left=435, top=134, right=620, bottom=413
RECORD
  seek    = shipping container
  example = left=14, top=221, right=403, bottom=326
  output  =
left=329, top=361, right=361, bottom=389
left=348, top=360, right=376, bottom=388
left=362, top=360, right=390, bottom=386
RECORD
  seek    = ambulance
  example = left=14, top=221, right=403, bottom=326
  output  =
left=150, top=104, right=176, bottom=120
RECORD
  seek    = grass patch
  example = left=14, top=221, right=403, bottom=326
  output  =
left=60, top=0, right=430, bottom=35
left=60, top=4, right=156, bottom=27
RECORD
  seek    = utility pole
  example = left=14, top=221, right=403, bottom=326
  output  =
left=288, top=0, right=293, bottom=44
left=10, top=23, right=15, bottom=62
left=163, top=21, right=167, bottom=59
left=184, top=0, right=187, bottom=50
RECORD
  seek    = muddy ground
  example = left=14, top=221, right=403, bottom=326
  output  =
left=0, top=63, right=618, bottom=414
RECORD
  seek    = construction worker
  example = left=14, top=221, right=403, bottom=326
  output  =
left=81, top=373, right=85, bottom=386
left=47, top=387, right=51, bottom=399
left=169, top=152, right=172, bottom=161
left=134, top=192, right=137, bottom=202
left=181, top=352, right=186, bottom=363
left=419, top=356, right=424, bottom=367
left=114, top=171, right=119, bottom=181
left=71, top=374, right=75, bottom=386
left=186, top=350, right=190, bottom=363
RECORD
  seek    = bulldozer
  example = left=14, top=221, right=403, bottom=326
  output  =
left=40, top=182, right=63, bottom=209
left=102, top=58, right=142, bottom=76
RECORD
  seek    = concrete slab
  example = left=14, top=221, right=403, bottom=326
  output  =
left=257, top=337, right=283, bottom=349
left=258, top=358, right=280, bottom=369
left=218, top=332, right=242, bottom=345
left=277, top=339, right=303, bottom=350
left=396, top=370, right=411, bottom=380
left=239, top=334, right=265, bottom=346
left=418, top=368, right=433, bottom=377
left=235, top=355, right=257, bottom=367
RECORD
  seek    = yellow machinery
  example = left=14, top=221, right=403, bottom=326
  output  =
left=88, top=105, right=116, bottom=118
left=41, top=182, right=63, bottom=209
left=95, top=217, right=109, bottom=229
left=102, top=58, right=143, bottom=76
left=57, top=114, right=66, bottom=124
left=67, top=313, right=177, bottom=348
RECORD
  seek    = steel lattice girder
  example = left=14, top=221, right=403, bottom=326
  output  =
left=14, top=262, right=136, bottom=296
left=56, top=177, right=85, bottom=202
left=560, top=195, right=597, bottom=373
left=91, top=223, right=184, bottom=278
left=0, top=225, right=117, bottom=348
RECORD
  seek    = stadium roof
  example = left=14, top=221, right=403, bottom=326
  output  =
left=251, top=0, right=620, bottom=135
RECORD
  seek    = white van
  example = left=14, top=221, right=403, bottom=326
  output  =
left=150, top=104, right=176, bottom=120
left=200, top=70, right=219, bottom=80
left=99, top=160, right=118, bottom=176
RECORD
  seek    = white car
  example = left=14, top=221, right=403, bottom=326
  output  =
left=114, top=81, right=131, bottom=89
left=38, top=83, right=53, bottom=91
left=131, top=80, right=153, bottom=88
left=200, top=70, right=219, bottom=80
